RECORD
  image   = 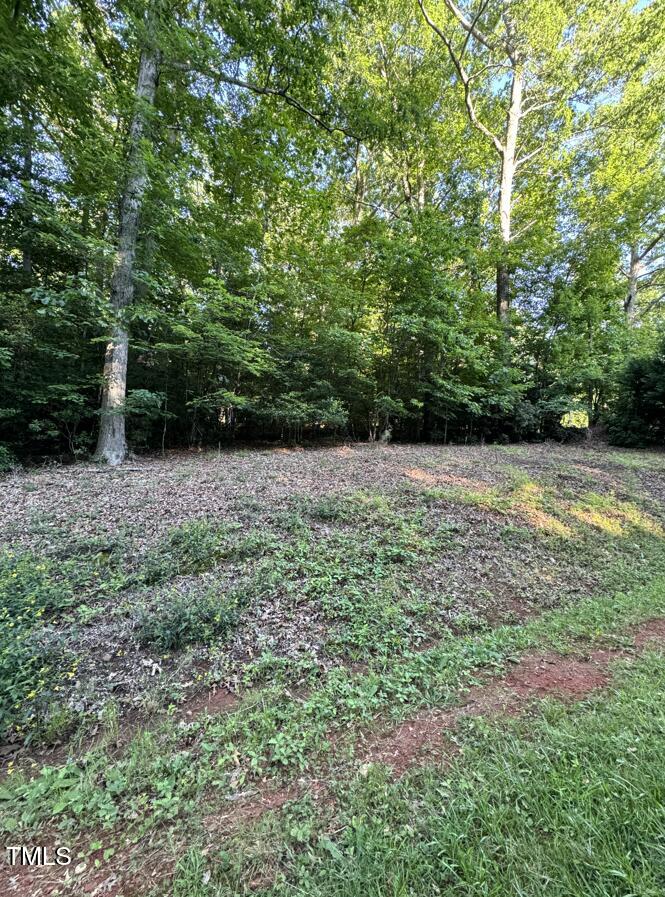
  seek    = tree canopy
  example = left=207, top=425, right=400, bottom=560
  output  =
left=1, top=0, right=664, bottom=464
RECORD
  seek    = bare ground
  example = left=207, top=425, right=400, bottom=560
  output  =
left=2, top=441, right=664, bottom=756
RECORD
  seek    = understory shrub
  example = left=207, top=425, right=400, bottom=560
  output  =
left=0, top=444, right=16, bottom=473
left=609, top=340, right=665, bottom=447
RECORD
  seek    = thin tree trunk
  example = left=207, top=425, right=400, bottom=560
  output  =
left=625, top=244, right=643, bottom=323
left=496, top=66, right=523, bottom=323
left=352, top=142, right=366, bottom=225
left=21, top=111, right=33, bottom=276
left=94, top=34, right=160, bottom=465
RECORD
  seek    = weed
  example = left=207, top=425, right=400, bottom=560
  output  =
left=173, top=847, right=209, bottom=897
left=0, top=551, right=78, bottom=739
left=136, top=587, right=241, bottom=652
left=141, top=520, right=234, bottom=584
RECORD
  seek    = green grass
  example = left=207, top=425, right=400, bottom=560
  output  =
left=3, top=570, right=665, bottom=841
left=606, top=450, right=665, bottom=471
left=193, top=649, right=665, bottom=897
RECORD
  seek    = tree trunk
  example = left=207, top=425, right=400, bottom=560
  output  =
left=21, top=111, right=34, bottom=276
left=625, top=244, right=643, bottom=323
left=496, top=263, right=510, bottom=321
left=96, top=326, right=129, bottom=465
left=94, top=36, right=160, bottom=465
left=496, top=66, right=523, bottom=323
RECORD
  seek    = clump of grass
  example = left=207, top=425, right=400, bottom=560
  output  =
left=304, top=492, right=394, bottom=525
left=136, top=587, right=241, bottom=652
left=140, top=520, right=235, bottom=584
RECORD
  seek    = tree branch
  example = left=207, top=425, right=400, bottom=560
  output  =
left=459, top=0, right=491, bottom=61
left=467, top=61, right=511, bottom=82
left=167, top=62, right=360, bottom=140
left=515, top=144, right=545, bottom=169
left=441, top=0, right=501, bottom=53
left=221, top=73, right=359, bottom=138
left=511, top=218, right=536, bottom=241
left=522, top=98, right=557, bottom=117
left=638, top=263, right=665, bottom=279
left=417, top=0, right=504, bottom=157
left=639, top=292, right=665, bottom=316
left=638, top=227, right=665, bottom=261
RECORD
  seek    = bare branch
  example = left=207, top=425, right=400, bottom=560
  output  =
left=350, top=195, right=406, bottom=221
left=638, top=263, right=665, bottom=279
left=638, top=227, right=665, bottom=261
left=441, top=0, right=501, bottom=53
left=511, top=218, right=536, bottom=241
left=515, top=144, right=545, bottom=169
left=418, top=0, right=504, bottom=157
left=522, top=98, right=557, bottom=117
left=459, top=0, right=491, bottom=61
left=220, top=73, right=360, bottom=138
left=167, top=62, right=360, bottom=140
left=467, top=61, right=511, bottom=82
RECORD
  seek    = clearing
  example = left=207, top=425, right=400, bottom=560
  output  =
left=2, top=441, right=665, bottom=896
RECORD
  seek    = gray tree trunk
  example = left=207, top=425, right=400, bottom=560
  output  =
left=94, top=39, right=160, bottom=465
left=496, top=66, right=523, bottom=323
left=625, top=244, right=642, bottom=323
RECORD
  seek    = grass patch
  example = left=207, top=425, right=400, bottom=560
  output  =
left=136, top=587, right=241, bottom=652
left=3, top=568, right=665, bottom=838
left=202, top=649, right=665, bottom=897
left=140, top=520, right=237, bottom=584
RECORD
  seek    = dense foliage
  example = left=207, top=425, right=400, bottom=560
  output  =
left=1, top=0, right=664, bottom=461
left=609, top=337, right=665, bottom=447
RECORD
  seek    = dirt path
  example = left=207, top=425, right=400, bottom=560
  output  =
left=358, top=617, right=665, bottom=776
left=4, top=617, right=665, bottom=897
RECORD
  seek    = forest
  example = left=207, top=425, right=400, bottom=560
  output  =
left=4, top=4, right=665, bottom=897
left=2, top=0, right=664, bottom=466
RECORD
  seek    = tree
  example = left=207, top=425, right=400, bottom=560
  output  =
left=416, top=0, right=629, bottom=323
left=1, top=0, right=663, bottom=460
left=94, top=6, right=160, bottom=464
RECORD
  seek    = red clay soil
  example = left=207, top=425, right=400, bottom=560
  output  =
left=179, top=684, right=239, bottom=720
left=633, top=616, right=665, bottom=647
left=4, top=617, right=665, bottom=896
left=358, top=617, right=665, bottom=777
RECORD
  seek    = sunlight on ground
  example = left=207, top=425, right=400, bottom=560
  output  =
left=570, top=495, right=665, bottom=537
left=403, top=467, right=489, bottom=491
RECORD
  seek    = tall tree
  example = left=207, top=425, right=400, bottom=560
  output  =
left=416, top=0, right=627, bottom=323
left=94, top=7, right=160, bottom=464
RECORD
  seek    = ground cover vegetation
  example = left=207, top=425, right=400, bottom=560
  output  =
left=1, top=442, right=665, bottom=895
left=3, top=1, right=665, bottom=894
